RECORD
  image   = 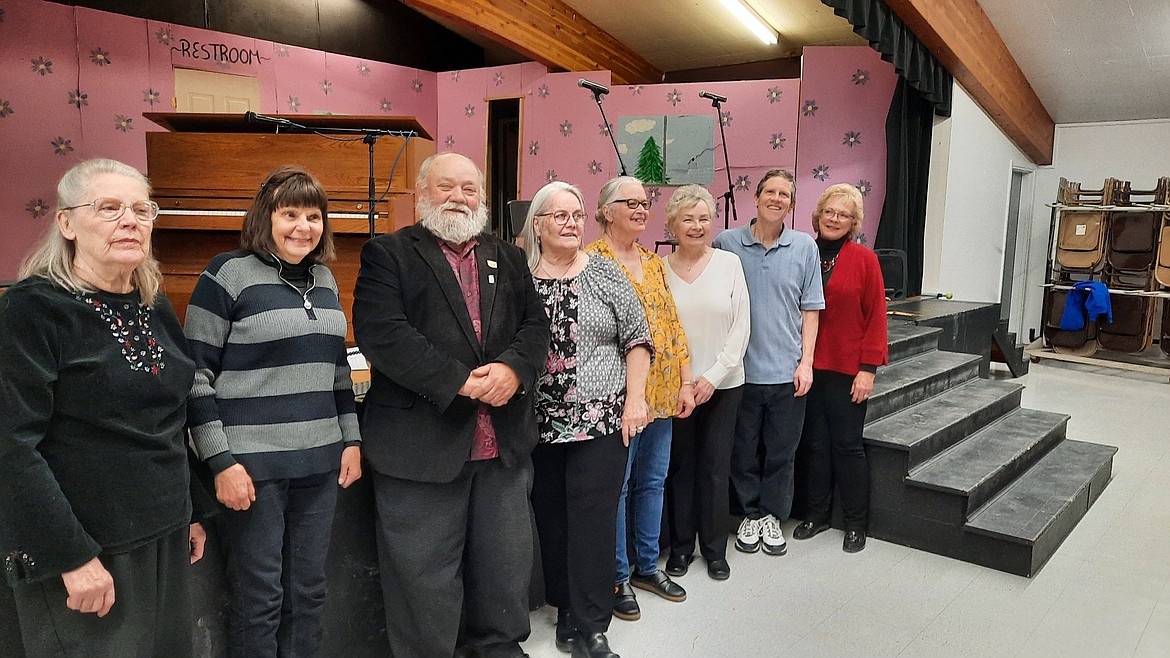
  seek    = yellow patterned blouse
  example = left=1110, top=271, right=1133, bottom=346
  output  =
left=587, top=238, right=690, bottom=420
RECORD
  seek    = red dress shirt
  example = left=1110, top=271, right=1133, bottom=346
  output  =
left=440, top=238, right=499, bottom=461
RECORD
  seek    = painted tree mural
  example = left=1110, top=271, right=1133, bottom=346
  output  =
left=635, top=135, right=666, bottom=184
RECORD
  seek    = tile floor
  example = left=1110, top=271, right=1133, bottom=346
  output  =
left=521, top=360, right=1170, bottom=657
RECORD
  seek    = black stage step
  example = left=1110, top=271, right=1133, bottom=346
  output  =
left=849, top=317, right=1115, bottom=577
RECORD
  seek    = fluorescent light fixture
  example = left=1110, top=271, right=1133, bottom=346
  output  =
left=719, top=0, right=779, bottom=46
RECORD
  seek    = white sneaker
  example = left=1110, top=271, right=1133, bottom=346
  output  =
left=760, top=514, right=787, bottom=556
left=735, top=517, right=761, bottom=553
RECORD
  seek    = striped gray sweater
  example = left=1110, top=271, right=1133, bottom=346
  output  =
left=185, top=250, right=360, bottom=479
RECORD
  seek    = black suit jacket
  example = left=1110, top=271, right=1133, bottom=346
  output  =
left=353, top=224, right=550, bottom=483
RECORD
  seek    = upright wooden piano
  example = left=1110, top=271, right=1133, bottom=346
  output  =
left=143, top=112, right=434, bottom=343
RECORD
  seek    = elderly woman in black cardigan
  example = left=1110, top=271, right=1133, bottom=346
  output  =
left=0, top=159, right=208, bottom=655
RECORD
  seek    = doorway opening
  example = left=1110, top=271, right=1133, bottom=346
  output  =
left=487, top=97, right=521, bottom=240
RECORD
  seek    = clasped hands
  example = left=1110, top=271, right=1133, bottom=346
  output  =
left=459, top=362, right=520, bottom=407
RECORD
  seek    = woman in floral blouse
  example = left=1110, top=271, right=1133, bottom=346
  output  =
left=520, top=181, right=652, bottom=658
left=588, top=175, right=696, bottom=622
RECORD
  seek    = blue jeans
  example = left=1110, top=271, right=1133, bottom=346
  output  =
left=615, top=418, right=672, bottom=584
left=219, top=471, right=338, bottom=658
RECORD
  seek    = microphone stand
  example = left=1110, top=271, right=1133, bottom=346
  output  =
left=706, top=96, right=738, bottom=229
left=245, top=113, right=414, bottom=239
left=584, top=89, right=627, bottom=176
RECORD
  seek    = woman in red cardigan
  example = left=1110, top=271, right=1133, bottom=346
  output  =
left=793, top=183, right=887, bottom=553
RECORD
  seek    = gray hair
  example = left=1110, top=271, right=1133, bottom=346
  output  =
left=19, top=158, right=162, bottom=306
left=664, top=185, right=717, bottom=238
left=594, top=175, right=645, bottom=227
left=415, top=151, right=486, bottom=203
left=520, top=181, right=586, bottom=273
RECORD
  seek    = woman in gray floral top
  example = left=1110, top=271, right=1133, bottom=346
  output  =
left=520, top=181, right=651, bottom=658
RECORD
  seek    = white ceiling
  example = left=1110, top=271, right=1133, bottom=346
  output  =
left=428, top=0, right=1170, bottom=125
left=977, top=0, right=1170, bottom=123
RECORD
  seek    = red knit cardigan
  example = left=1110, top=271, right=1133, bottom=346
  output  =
left=813, top=240, right=889, bottom=376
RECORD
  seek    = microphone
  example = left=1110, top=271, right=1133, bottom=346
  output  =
left=578, top=78, right=610, bottom=96
left=699, top=90, right=727, bottom=103
left=244, top=111, right=292, bottom=126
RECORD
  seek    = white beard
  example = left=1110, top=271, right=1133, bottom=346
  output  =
left=418, top=197, right=489, bottom=244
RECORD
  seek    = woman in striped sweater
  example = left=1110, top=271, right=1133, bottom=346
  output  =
left=185, top=166, right=362, bottom=657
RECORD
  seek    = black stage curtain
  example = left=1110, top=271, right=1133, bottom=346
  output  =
left=822, top=0, right=954, bottom=296
left=875, top=79, right=933, bottom=296
left=821, top=0, right=952, bottom=116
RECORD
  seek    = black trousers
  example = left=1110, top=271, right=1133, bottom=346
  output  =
left=730, top=383, right=807, bottom=521
left=218, top=471, right=338, bottom=658
left=530, top=432, right=628, bottom=634
left=666, top=385, right=744, bottom=560
left=801, top=369, right=870, bottom=530
left=372, top=458, right=533, bottom=658
left=10, top=525, right=193, bottom=658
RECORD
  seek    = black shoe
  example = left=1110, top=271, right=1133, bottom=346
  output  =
left=793, top=520, right=831, bottom=540
left=555, top=608, right=578, bottom=653
left=630, top=569, right=687, bottom=602
left=612, top=582, right=640, bottom=621
left=843, top=530, right=867, bottom=553
left=571, top=631, right=619, bottom=658
left=664, top=553, right=693, bottom=577
left=706, top=558, right=730, bottom=580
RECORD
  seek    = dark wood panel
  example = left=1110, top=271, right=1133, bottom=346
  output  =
left=402, top=0, right=662, bottom=85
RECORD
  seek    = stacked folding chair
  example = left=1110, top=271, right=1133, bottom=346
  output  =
left=1097, top=180, right=1161, bottom=353
left=1155, top=178, right=1170, bottom=356
left=1044, top=178, right=1117, bottom=355
left=1045, top=177, right=1170, bottom=358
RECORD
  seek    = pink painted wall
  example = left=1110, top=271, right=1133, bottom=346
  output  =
left=794, top=46, right=898, bottom=244
left=0, top=2, right=438, bottom=279
left=0, top=0, right=897, bottom=280
left=438, top=67, right=803, bottom=248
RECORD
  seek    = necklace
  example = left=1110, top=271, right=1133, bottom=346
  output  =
left=540, top=252, right=579, bottom=279
left=271, top=255, right=316, bottom=310
left=820, top=255, right=837, bottom=273
left=675, top=247, right=709, bottom=273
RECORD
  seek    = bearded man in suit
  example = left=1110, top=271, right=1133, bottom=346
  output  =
left=354, top=152, right=549, bottom=658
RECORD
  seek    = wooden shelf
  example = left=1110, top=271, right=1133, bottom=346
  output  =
left=1042, top=283, right=1170, bottom=298
left=143, top=112, right=432, bottom=140
left=1046, top=203, right=1170, bottom=212
left=1025, top=339, right=1170, bottom=380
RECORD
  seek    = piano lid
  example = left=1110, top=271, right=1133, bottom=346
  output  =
left=143, top=112, right=432, bottom=141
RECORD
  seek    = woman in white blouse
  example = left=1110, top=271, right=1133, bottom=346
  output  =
left=662, top=185, right=751, bottom=581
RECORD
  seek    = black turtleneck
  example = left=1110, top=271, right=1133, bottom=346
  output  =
left=817, top=235, right=846, bottom=286
left=270, top=255, right=313, bottom=293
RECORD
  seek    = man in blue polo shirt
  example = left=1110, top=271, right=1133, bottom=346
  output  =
left=713, top=168, right=824, bottom=558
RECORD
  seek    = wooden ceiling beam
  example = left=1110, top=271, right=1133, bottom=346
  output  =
left=885, top=0, right=1054, bottom=165
left=401, top=0, right=662, bottom=85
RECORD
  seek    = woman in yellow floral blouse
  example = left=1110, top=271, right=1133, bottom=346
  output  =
left=588, top=175, right=696, bottom=622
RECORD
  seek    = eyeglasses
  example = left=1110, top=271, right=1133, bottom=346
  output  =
left=536, top=210, right=588, bottom=226
left=612, top=198, right=652, bottom=210
left=62, top=198, right=161, bottom=222
left=821, top=208, right=856, bottom=221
